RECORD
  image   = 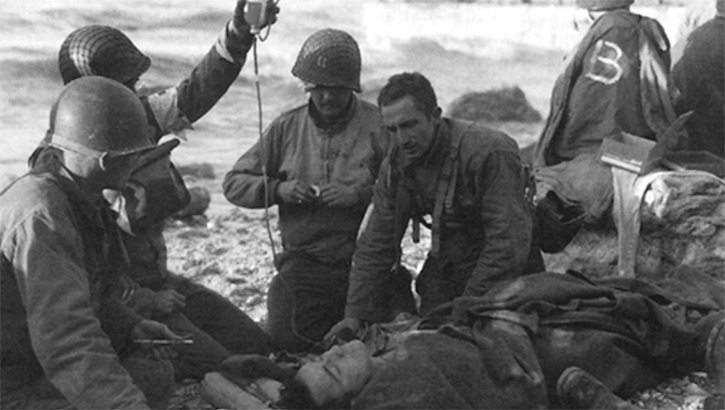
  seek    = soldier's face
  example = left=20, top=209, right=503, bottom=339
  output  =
left=309, top=86, right=353, bottom=121
left=296, top=340, right=373, bottom=406
left=381, top=96, right=439, bottom=165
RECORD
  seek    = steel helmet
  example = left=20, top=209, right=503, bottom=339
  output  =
left=291, top=29, right=362, bottom=92
left=48, top=76, right=155, bottom=158
left=58, top=25, right=151, bottom=85
left=575, top=0, right=633, bottom=10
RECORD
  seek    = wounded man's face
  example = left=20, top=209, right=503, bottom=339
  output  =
left=296, top=340, right=373, bottom=406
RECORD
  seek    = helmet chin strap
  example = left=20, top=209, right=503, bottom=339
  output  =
left=46, top=133, right=108, bottom=171
left=46, top=132, right=105, bottom=157
left=46, top=131, right=155, bottom=171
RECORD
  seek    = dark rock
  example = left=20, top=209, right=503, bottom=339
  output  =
left=447, top=86, right=542, bottom=123
left=176, top=163, right=216, bottom=180
left=360, top=77, right=387, bottom=105
left=173, top=186, right=211, bottom=219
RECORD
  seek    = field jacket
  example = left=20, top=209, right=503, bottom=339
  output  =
left=533, top=10, right=680, bottom=167
left=223, top=96, right=389, bottom=265
left=345, top=119, right=534, bottom=322
left=0, top=161, right=148, bottom=409
left=142, top=21, right=253, bottom=142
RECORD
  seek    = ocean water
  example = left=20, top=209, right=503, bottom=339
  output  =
left=0, top=0, right=687, bottom=196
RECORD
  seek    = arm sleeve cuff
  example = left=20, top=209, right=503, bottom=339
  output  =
left=215, top=21, right=255, bottom=64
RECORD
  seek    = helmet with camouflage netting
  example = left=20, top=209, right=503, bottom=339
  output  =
left=291, top=29, right=362, bottom=92
left=58, top=25, right=151, bottom=86
left=575, top=0, right=633, bottom=10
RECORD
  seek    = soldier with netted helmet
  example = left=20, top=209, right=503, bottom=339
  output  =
left=1, top=76, right=187, bottom=409
left=224, top=28, right=391, bottom=353
left=28, top=0, right=279, bottom=381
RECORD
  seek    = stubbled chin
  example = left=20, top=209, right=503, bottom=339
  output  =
left=319, top=108, right=342, bottom=118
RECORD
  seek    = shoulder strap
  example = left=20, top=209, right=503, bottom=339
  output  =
left=431, top=123, right=468, bottom=255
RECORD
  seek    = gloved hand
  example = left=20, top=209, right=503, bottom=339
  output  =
left=232, top=0, right=280, bottom=36
left=318, top=182, right=358, bottom=208
left=224, top=0, right=271, bottom=62
left=224, top=0, right=280, bottom=62
left=276, top=180, right=318, bottom=205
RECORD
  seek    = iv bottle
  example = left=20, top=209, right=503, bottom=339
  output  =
left=244, top=0, right=268, bottom=34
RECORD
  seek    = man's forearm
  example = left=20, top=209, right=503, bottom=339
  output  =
left=176, top=39, right=245, bottom=124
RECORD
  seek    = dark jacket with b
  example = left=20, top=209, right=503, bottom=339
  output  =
left=533, top=10, right=681, bottom=167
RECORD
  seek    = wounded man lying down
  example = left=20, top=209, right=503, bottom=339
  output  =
left=204, top=271, right=724, bottom=409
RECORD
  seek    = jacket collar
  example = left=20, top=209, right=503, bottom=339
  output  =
left=31, top=157, right=107, bottom=229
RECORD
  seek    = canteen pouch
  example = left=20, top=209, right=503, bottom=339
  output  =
left=535, top=191, right=585, bottom=253
left=123, top=139, right=190, bottom=233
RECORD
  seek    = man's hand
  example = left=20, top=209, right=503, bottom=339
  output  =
left=153, top=289, right=186, bottom=316
left=323, top=318, right=362, bottom=346
left=131, top=320, right=183, bottom=361
left=319, top=183, right=358, bottom=208
left=232, top=0, right=280, bottom=35
left=276, top=180, right=317, bottom=205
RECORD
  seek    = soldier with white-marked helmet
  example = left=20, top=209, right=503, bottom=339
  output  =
left=224, top=28, right=392, bottom=353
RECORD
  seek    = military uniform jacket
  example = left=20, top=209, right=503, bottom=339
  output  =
left=533, top=10, right=680, bottom=167
left=0, top=161, right=147, bottom=409
left=345, top=118, right=534, bottom=322
left=223, top=96, right=389, bottom=265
